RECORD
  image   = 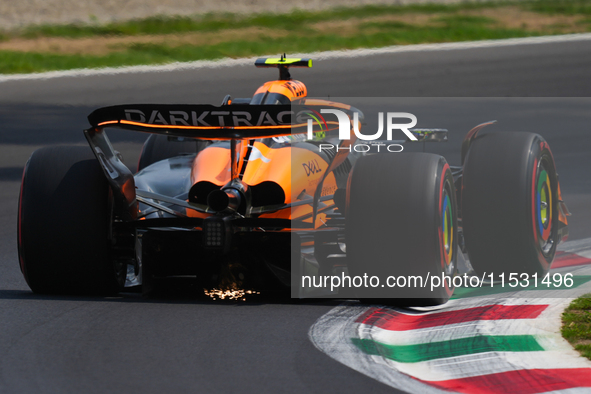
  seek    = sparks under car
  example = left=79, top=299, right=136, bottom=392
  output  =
left=17, top=56, right=570, bottom=305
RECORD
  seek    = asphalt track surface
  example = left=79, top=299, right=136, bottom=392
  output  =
left=0, top=38, right=590, bottom=393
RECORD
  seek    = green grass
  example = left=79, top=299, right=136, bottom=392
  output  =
left=562, top=294, right=591, bottom=361
left=434, top=15, right=497, bottom=25
left=2, top=1, right=588, bottom=40
left=0, top=25, right=540, bottom=74
left=1, top=0, right=589, bottom=74
left=11, top=3, right=509, bottom=39
left=526, top=0, right=591, bottom=15
left=9, top=0, right=589, bottom=41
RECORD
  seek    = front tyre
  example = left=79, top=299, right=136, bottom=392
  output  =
left=18, top=146, right=124, bottom=294
left=462, top=132, right=559, bottom=276
left=346, top=153, right=457, bottom=306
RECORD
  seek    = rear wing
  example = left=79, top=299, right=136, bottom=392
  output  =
left=85, top=101, right=360, bottom=222
left=88, top=104, right=299, bottom=139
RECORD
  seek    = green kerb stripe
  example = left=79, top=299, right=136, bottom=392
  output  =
left=351, top=335, right=543, bottom=363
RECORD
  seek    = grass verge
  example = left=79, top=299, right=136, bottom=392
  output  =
left=1, top=0, right=591, bottom=74
left=562, top=294, right=591, bottom=361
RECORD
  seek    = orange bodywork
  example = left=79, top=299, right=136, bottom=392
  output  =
left=185, top=78, right=337, bottom=228
left=254, top=80, right=307, bottom=100
left=188, top=141, right=336, bottom=227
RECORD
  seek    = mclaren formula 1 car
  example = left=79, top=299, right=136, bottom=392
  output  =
left=17, top=56, right=570, bottom=305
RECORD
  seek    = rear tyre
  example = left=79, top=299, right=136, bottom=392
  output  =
left=137, top=135, right=207, bottom=172
left=346, top=153, right=457, bottom=306
left=462, top=132, right=559, bottom=276
left=18, top=146, right=125, bottom=294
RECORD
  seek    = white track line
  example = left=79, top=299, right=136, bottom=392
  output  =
left=1, top=33, right=591, bottom=83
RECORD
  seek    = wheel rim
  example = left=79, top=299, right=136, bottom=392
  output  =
left=535, top=159, right=554, bottom=255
